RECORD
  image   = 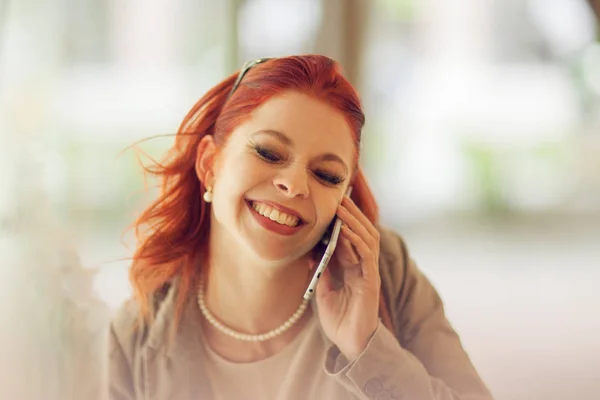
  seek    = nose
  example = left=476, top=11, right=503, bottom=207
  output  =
left=273, top=166, right=309, bottom=198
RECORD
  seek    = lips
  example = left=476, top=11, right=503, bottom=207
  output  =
left=245, top=199, right=307, bottom=236
left=247, top=200, right=306, bottom=224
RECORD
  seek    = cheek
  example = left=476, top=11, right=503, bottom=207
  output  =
left=236, top=156, right=275, bottom=186
left=314, top=194, right=340, bottom=230
left=215, top=155, right=271, bottom=204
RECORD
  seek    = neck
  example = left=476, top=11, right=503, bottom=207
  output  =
left=203, top=228, right=312, bottom=335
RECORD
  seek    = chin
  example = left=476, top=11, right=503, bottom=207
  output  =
left=244, top=235, right=311, bottom=264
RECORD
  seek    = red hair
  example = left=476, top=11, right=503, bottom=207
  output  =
left=129, top=55, right=393, bottom=331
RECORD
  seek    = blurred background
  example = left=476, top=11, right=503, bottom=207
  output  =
left=1, top=0, right=599, bottom=399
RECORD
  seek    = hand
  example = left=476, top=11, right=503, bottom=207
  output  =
left=313, top=195, right=381, bottom=360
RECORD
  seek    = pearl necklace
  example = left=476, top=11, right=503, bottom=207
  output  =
left=197, top=275, right=310, bottom=342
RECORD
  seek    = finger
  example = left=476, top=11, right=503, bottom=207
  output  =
left=315, top=264, right=336, bottom=299
left=337, top=205, right=377, bottom=249
left=307, top=257, right=318, bottom=271
left=341, top=196, right=380, bottom=240
left=337, top=235, right=360, bottom=265
left=340, top=224, right=379, bottom=282
left=334, top=237, right=362, bottom=283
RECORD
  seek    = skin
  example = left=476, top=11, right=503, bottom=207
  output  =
left=195, top=90, right=381, bottom=362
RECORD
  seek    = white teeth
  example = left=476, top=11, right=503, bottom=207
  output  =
left=269, top=209, right=280, bottom=221
left=284, top=214, right=295, bottom=225
left=251, top=202, right=300, bottom=227
left=277, top=212, right=287, bottom=224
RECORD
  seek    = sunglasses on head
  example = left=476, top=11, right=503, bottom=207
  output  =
left=227, top=58, right=274, bottom=99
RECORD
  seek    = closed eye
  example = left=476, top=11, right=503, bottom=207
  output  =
left=254, top=145, right=282, bottom=163
left=314, top=170, right=344, bottom=185
left=251, top=143, right=345, bottom=186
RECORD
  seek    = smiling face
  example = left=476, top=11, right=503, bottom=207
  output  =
left=199, top=90, right=356, bottom=263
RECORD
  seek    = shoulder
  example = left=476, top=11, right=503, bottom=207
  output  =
left=376, top=224, right=451, bottom=342
left=377, top=225, right=409, bottom=263
left=376, top=224, right=410, bottom=290
left=109, top=282, right=174, bottom=363
left=109, top=298, right=144, bottom=367
left=375, top=223, right=438, bottom=300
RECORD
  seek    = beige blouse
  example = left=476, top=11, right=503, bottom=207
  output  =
left=109, top=226, right=494, bottom=400
left=201, top=314, right=358, bottom=400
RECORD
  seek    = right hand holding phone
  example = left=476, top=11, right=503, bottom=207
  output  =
left=312, top=195, right=381, bottom=361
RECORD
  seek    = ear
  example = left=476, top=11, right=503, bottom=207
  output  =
left=195, top=135, right=218, bottom=186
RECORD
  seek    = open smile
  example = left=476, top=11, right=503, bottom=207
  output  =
left=245, top=200, right=306, bottom=236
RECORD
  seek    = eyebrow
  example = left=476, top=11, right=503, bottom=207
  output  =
left=250, top=129, right=349, bottom=173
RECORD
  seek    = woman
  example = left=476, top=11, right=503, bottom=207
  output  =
left=108, top=55, right=493, bottom=400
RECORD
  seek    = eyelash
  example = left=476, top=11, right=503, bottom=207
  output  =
left=252, top=145, right=344, bottom=186
left=255, top=145, right=280, bottom=163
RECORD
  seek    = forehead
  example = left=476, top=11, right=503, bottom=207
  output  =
left=232, top=91, right=356, bottom=160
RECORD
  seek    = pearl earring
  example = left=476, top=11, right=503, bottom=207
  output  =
left=203, top=186, right=213, bottom=203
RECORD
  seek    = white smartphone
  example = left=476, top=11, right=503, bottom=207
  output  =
left=303, top=186, right=353, bottom=300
